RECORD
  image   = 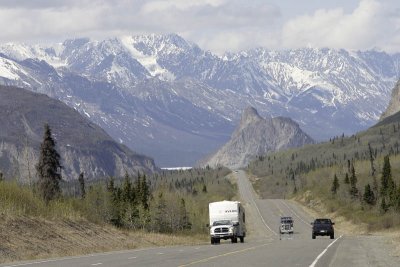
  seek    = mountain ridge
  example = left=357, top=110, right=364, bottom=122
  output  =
left=0, top=34, right=399, bottom=166
left=0, top=85, right=157, bottom=181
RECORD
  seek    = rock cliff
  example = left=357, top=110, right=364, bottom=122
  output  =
left=200, top=107, right=314, bottom=168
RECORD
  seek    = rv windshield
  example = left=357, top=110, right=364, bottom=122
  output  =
left=212, top=220, right=232, bottom=226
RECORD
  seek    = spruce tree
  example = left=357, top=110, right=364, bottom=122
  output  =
left=368, top=143, right=376, bottom=176
left=380, top=155, right=391, bottom=197
left=202, top=184, right=207, bottom=193
left=331, top=174, right=339, bottom=195
left=363, top=184, right=375, bottom=205
left=179, top=198, right=191, bottom=231
left=141, top=174, right=150, bottom=210
left=122, top=172, right=133, bottom=203
left=36, top=124, right=62, bottom=204
left=78, top=172, right=85, bottom=199
left=349, top=164, right=358, bottom=198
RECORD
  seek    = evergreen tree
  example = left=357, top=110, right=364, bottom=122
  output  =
left=368, top=143, right=376, bottom=176
left=380, top=155, right=391, bottom=197
left=122, top=172, right=133, bottom=203
left=380, top=155, right=396, bottom=207
left=36, top=124, right=62, bottom=204
left=154, top=192, right=169, bottom=233
left=396, top=187, right=400, bottom=211
left=178, top=198, right=192, bottom=231
left=331, top=174, right=339, bottom=195
left=349, top=164, right=358, bottom=198
left=363, top=184, right=375, bottom=205
left=106, top=176, right=122, bottom=226
left=78, top=172, right=85, bottom=199
left=141, top=174, right=150, bottom=210
left=202, top=184, right=207, bottom=193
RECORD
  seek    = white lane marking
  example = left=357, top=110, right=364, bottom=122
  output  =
left=1, top=247, right=159, bottom=267
left=309, top=235, right=343, bottom=267
left=239, top=172, right=278, bottom=236
left=178, top=243, right=272, bottom=267
left=128, top=256, right=137, bottom=259
left=157, top=252, right=164, bottom=255
left=252, top=197, right=278, bottom=236
left=91, top=263, right=103, bottom=266
left=279, top=200, right=312, bottom=228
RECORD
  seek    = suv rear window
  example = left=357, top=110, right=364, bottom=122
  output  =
left=315, top=219, right=331, bottom=224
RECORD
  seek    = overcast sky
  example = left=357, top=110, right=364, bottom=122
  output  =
left=0, top=0, right=399, bottom=54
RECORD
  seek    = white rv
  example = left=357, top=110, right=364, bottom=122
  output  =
left=208, top=200, right=246, bottom=244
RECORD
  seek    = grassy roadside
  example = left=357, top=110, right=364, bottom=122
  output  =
left=0, top=167, right=236, bottom=264
left=0, top=215, right=207, bottom=264
left=247, top=167, right=400, bottom=256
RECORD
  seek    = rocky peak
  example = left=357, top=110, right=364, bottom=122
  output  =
left=199, top=107, right=314, bottom=169
left=380, top=80, right=400, bottom=120
left=239, top=106, right=263, bottom=126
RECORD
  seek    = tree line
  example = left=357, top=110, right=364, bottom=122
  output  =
left=2, top=123, right=234, bottom=234
left=330, top=155, right=400, bottom=213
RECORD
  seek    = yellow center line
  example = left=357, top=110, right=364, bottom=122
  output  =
left=178, top=243, right=272, bottom=267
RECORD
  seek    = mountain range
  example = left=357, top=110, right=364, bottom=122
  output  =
left=0, top=85, right=157, bottom=182
left=0, top=34, right=399, bottom=166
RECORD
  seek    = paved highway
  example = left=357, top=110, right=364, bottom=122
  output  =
left=1, top=170, right=397, bottom=267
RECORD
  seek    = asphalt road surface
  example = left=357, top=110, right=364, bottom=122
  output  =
left=1, top=170, right=398, bottom=267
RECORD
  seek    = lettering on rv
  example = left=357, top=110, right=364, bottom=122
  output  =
left=217, top=209, right=238, bottom=213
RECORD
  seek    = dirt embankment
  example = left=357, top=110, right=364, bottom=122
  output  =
left=0, top=215, right=205, bottom=264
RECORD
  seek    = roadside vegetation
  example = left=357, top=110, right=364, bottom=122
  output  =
left=0, top=124, right=236, bottom=262
left=248, top=115, right=400, bottom=231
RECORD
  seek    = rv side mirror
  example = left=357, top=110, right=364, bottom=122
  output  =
left=206, top=224, right=209, bottom=228
left=233, top=222, right=239, bottom=226
left=332, top=222, right=335, bottom=225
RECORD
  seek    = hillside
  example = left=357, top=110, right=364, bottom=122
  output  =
left=248, top=109, right=400, bottom=230
left=0, top=85, right=157, bottom=181
left=201, top=107, right=314, bottom=168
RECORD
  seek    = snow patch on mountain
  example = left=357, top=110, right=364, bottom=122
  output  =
left=120, top=35, right=176, bottom=81
left=0, top=57, right=22, bottom=80
left=0, top=34, right=399, bottom=166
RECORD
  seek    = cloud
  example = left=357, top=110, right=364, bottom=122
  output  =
left=0, top=0, right=398, bottom=53
left=0, top=0, right=281, bottom=53
left=282, top=0, right=400, bottom=52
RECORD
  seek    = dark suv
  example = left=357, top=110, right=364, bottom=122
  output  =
left=311, top=218, right=334, bottom=239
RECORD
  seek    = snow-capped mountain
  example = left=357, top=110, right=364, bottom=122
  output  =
left=0, top=34, right=399, bottom=166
